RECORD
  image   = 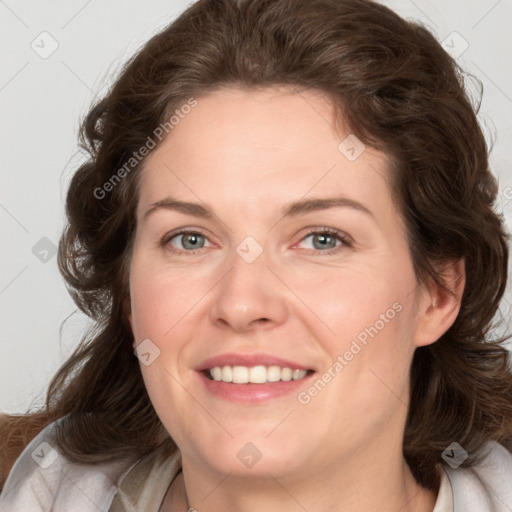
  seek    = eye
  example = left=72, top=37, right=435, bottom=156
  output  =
left=294, top=227, right=352, bottom=254
left=161, top=229, right=213, bottom=255
left=161, top=226, right=352, bottom=256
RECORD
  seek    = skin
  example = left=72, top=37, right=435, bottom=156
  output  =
left=128, top=86, right=465, bottom=512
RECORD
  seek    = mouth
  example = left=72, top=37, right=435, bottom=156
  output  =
left=203, top=365, right=316, bottom=384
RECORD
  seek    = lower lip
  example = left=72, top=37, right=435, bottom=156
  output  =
left=197, top=371, right=315, bottom=403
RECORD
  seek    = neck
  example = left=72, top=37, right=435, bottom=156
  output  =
left=162, top=448, right=439, bottom=512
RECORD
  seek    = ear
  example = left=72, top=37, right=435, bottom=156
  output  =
left=413, top=258, right=465, bottom=348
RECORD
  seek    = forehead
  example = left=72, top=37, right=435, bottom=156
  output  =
left=136, top=86, right=397, bottom=226
left=149, top=86, right=343, bottom=166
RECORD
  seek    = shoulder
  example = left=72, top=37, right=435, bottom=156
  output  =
left=445, top=440, right=512, bottom=511
left=0, top=418, right=139, bottom=512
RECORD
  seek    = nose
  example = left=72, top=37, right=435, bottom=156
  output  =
left=209, top=244, right=289, bottom=333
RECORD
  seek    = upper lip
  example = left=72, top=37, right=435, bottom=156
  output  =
left=195, top=353, right=314, bottom=372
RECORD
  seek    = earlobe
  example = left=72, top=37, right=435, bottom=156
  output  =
left=414, top=258, right=465, bottom=348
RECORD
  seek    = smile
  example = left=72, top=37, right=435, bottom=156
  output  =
left=206, top=365, right=313, bottom=383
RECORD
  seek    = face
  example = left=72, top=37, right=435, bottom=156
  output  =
left=128, top=86, right=434, bottom=480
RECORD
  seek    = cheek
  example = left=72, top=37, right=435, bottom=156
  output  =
left=128, top=259, right=203, bottom=438
left=129, top=260, right=210, bottom=341
left=296, top=257, right=419, bottom=396
left=302, top=268, right=417, bottom=421
left=296, top=266, right=410, bottom=342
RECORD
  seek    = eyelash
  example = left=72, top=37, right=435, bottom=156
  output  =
left=160, top=227, right=352, bottom=256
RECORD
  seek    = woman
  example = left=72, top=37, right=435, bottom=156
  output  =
left=1, top=0, right=511, bottom=510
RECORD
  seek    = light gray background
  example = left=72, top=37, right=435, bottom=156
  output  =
left=1, top=0, right=511, bottom=414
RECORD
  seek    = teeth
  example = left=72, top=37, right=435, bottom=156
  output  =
left=208, top=365, right=309, bottom=384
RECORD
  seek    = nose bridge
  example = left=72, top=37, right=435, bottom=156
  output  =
left=209, top=235, right=288, bottom=331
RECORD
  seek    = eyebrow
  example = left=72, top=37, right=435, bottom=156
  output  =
left=143, top=195, right=374, bottom=221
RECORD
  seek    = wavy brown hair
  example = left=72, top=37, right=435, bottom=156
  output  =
left=3, top=0, right=512, bottom=492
